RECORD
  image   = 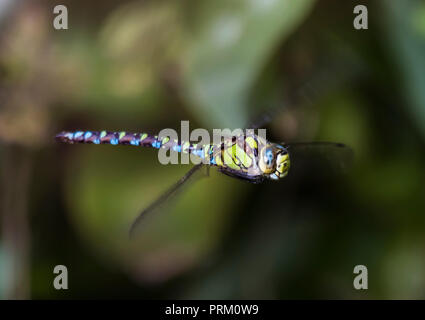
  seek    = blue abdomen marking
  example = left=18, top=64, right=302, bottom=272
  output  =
left=173, top=145, right=182, bottom=152
left=130, top=139, right=140, bottom=146
left=84, top=131, right=92, bottom=140
left=74, top=131, right=84, bottom=139
left=152, top=141, right=161, bottom=148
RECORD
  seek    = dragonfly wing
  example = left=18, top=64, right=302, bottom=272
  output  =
left=284, top=142, right=354, bottom=174
left=247, top=61, right=358, bottom=130
left=247, top=109, right=276, bottom=130
left=129, top=164, right=206, bottom=238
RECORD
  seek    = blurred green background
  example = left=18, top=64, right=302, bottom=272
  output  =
left=1, top=0, right=425, bottom=299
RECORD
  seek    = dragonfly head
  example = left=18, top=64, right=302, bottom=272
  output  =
left=259, top=144, right=290, bottom=180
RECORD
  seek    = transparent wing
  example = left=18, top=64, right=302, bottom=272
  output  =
left=247, top=61, right=358, bottom=130
left=284, top=142, right=354, bottom=175
left=129, top=164, right=207, bottom=238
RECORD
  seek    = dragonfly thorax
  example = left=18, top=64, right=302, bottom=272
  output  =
left=209, top=134, right=290, bottom=182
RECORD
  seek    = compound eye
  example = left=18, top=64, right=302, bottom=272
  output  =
left=264, top=148, right=274, bottom=167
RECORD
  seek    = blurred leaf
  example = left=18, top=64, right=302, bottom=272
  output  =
left=382, top=239, right=425, bottom=299
left=0, top=3, right=62, bottom=147
left=99, top=1, right=183, bottom=99
left=0, top=245, right=13, bottom=299
left=381, top=0, right=425, bottom=139
left=56, top=1, right=185, bottom=120
left=317, top=92, right=372, bottom=160
left=182, top=0, right=315, bottom=128
left=0, top=0, right=14, bottom=22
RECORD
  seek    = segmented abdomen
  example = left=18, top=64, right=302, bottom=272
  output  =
left=55, top=130, right=213, bottom=158
left=55, top=130, right=161, bottom=147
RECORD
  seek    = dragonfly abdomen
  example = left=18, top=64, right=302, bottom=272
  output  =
left=55, top=130, right=159, bottom=146
left=55, top=130, right=212, bottom=157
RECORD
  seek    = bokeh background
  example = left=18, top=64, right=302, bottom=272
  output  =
left=1, top=0, right=425, bottom=299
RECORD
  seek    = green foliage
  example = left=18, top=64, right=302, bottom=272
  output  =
left=182, top=0, right=315, bottom=128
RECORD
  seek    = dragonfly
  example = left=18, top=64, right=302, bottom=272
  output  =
left=55, top=62, right=356, bottom=236
left=55, top=129, right=352, bottom=236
